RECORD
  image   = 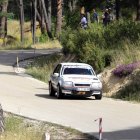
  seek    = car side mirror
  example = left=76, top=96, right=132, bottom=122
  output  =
left=54, top=73, right=60, bottom=77
left=97, top=74, right=101, bottom=79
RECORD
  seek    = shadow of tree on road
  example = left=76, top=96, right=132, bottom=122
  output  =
left=0, top=72, right=17, bottom=76
left=0, top=49, right=61, bottom=66
left=89, top=126, right=140, bottom=140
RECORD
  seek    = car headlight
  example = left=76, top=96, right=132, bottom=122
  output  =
left=63, top=81, right=73, bottom=87
left=98, top=83, right=102, bottom=89
left=91, top=82, right=102, bottom=89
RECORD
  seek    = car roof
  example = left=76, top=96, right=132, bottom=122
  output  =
left=60, top=62, right=91, bottom=67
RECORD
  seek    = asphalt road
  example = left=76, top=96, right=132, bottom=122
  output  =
left=0, top=49, right=140, bottom=140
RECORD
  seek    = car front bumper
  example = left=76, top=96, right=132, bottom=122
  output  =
left=61, top=86, right=102, bottom=96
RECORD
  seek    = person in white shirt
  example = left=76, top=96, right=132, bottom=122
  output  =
left=79, top=13, right=87, bottom=29
left=101, top=10, right=105, bottom=24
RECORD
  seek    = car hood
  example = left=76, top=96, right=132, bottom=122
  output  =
left=62, top=75, right=100, bottom=83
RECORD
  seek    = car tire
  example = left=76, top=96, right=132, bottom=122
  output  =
left=57, top=85, right=64, bottom=99
left=49, top=82, right=56, bottom=96
left=95, top=92, right=102, bottom=100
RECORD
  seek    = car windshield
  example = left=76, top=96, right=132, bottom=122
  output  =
left=62, top=66, right=94, bottom=75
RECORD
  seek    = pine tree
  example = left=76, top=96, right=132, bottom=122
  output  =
left=48, top=0, right=51, bottom=31
left=0, top=0, right=13, bottom=47
left=41, top=0, right=52, bottom=39
left=55, top=0, right=62, bottom=37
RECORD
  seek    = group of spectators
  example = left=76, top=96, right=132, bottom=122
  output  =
left=79, top=8, right=115, bottom=29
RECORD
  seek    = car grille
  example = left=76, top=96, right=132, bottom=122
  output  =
left=75, top=84, right=90, bottom=87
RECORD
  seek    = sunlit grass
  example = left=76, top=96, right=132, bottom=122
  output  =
left=110, top=42, right=140, bottom=68
left=7, top=20, right=31, bottom=37
left=26, top=54, right=61, bottom=83
left=1, top=20, right=62, bottom=50
left=31, top=40, right=62, bottom=49
left=1, top=113, right=96, bottom=140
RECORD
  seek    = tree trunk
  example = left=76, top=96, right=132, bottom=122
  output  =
left=55, top=0, right=62, bottom=37
left=5, top=0, right=9, bottom=37
left=48, top=0, right=51, bottom=31
left=87, top=12, right=90, bottom=23
left=68, top=0, right=72, bottom=11
left=39, top=0, right=45, bottom=33
left=41, top=0, right=52, bottom=39
left=32, top=0, right=37, bottom=44
left=60, top=0, right=63, bottom=31
left=30, top=1, right=33, bottom=36
left=137, top=0, right=140, bottom=20
left=116, top=0, right=120, bottom=20
left=0, top=0, right=8, bottom=44
left=19, top=0, right=24, bottom=44
left=72, top=0, right=76, bottom=10
left=36, top=9, right=41, bottom=23
left=0, top=104, right=6, bottom=133
left=21, top=0, right=24, bottom=24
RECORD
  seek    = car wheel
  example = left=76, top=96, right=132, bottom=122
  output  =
left=95, top=92, right=102, bottom=100
left=49, top=82, right=56, bottom=96
left=57, top=85, right=64, bottom=99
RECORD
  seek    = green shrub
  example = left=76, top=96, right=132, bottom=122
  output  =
left=59, top=20, right=140, bottom=72
left=78, top=41, right=105, bottom=72
left=40, top=33, right=50, bottom=43
left=103, top=20, right=140, bottom=49
left=112, top=82, right=140, bottom=102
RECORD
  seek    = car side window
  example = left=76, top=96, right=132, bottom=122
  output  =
left=53, top=64, right=62, bottom=74
left=53, top=65, right=59, bottom=74
left=57, top=65, right=62, bottom=74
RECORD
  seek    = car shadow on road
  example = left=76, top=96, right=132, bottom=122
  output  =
left=36, top=88, right=49, bottom=90
left=35, top=94, right=95, bottom=100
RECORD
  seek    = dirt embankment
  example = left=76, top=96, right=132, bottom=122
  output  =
left=100, top=67, right=140, bottom=97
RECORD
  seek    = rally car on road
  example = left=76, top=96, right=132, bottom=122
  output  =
left=49, top=63, right=102, bottom=99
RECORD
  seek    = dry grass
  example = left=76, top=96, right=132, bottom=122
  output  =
left=111, top=43, right=140, bottom=68
left=1, top=112, right=96, bottom=140
left=7, top=20, right=31, bottom=37
left=31, top=40, right=62, bottom=49
left=3, top=20, right=62, bottom=50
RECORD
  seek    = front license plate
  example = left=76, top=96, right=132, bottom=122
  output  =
left=78, top=91, right=86, bottom=95
left=76, top=88, right=90, bottom=91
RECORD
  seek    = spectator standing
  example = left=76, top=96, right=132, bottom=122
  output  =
left=79, top=13, right=87, bottom=29
left=108, top=8, right=115, bottom=23
left=93, top=9, right=99, bottom=23
left=101, top=10, right=105, bottom=24
left=102, top=9, right=109, bottom=26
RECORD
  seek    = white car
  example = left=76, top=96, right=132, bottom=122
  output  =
left=49, top=63, right=102, bottom=99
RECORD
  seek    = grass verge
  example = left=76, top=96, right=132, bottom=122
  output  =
left=1, top=112, right=96, bottom=140
left=25, top=54, right=61, bottom=83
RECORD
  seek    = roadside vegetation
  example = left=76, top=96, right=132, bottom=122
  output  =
left=59, top=20, right=140, bottom=72
left=0, top=20, right=62, bottom=50
left=112, top=82, right=140, bottom=102
left=25, top=18, right=140, bottom=103
left=58, top=17, right=140, bottom=102
left=26, top=54, right=61, bottom=83
left=2, top=112, right=95, bottom=140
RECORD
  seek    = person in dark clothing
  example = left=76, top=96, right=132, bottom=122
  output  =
left=102, top=9, right=109, bottom=26
left=93, top=9, right=99, bottom=23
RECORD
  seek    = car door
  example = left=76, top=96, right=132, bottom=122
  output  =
left=53, top=64, right=62, bottom=89
left=52, top=64, right=62, bottom=89
left=51, top=64, right=59, bottom=88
